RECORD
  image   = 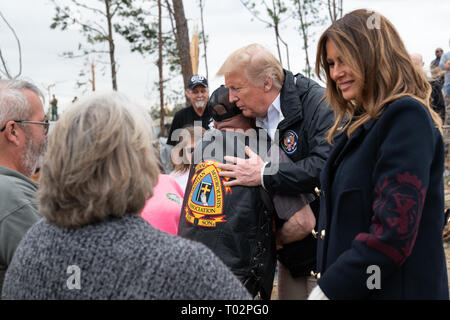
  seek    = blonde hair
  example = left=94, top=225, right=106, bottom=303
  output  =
left=315, top=9, right=442, bottom=144
left=171, top=126, right=205, bottom=173
left=217, top=43, right=285, bottom=89
left=38, top=92, right=160, bottom=228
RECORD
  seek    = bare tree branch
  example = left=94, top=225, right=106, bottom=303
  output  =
left=70, top=0, right=106, bottom=17
left=198, top=0, right=208, bottom=79
left=278, top=33, right=290, bottom=70
left=54, top=4, right=106, bottom=38
left=240, top=0, right=271, bottom=25
left=0, top=10, right=22, bottom=78
left=164, top=0, right=178, bottom=43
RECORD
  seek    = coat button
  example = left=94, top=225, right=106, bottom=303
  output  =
left=320, top=230, right=326, bottom=240
left=314, top=187, right=321, bottom=197
left=312, top=229, right=318, bottom=239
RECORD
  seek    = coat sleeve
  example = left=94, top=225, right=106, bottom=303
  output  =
left=262, top=89, right=334, bottom=195
left=318, top=99, right=439, bottom=299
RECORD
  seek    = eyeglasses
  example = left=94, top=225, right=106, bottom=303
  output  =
left=0, top=120, right=49, bottom=134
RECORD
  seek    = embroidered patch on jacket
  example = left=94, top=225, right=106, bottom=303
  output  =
left=281, top=130, right=298, bottom=154
left=184, top=160, right=232, bottom=227
left=355, top=172, right=426, bottom=266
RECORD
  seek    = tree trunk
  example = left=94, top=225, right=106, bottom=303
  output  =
left=274, top=24, right=283, bottom=66
left=296, top=0, right=311, bottom=77
left=271, top=0, right=283, bottom=66
left=104, top=0, right=117, bottom=91
left=158, top=0, right=165, bottom=137
left=199, top=0, right=209, bottom=80
left=91, top=60, right=96, bottom=91
left=172, top=0, right=192, bottom=98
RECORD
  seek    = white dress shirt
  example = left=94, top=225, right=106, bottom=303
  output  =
left=256, top=93, right=283, bottom=189
left=256, top=93, right=283, bottom=141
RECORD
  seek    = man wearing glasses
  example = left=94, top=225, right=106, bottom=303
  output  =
left=0, top=79, right=48, bottom=291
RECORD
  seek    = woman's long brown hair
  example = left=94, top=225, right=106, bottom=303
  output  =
left=315, top=9, right=442, bottom=144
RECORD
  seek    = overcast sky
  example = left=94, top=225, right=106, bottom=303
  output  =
left=1, top=0, right=449, bottom=116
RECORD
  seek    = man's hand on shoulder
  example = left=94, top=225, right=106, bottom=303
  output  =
left=218, top=146, right=264, bottom=187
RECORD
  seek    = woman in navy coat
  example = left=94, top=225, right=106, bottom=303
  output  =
left=308, top=9, right=449, bottom=299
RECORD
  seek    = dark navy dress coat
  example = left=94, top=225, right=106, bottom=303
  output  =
left=315, top=96, right=449, bottom=299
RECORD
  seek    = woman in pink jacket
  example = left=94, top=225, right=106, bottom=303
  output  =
left=141, top=174, right=184, bottom=235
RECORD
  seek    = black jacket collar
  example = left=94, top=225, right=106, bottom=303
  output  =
left=278, top=70, right=303, bottom=130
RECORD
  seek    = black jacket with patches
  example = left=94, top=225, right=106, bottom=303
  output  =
left=177, top=129, right=277, bottom=299
left=263, top=70, right=335, bottom=277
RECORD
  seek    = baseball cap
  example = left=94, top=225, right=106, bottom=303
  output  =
left=208, top=85, right=242, bottom=122
left=188, top=75, right=208, bottom=90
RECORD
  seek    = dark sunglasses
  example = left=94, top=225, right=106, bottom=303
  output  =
left=0, top=119, right=50, bottom=134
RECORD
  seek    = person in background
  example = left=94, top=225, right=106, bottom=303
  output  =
left=0, top=79, right=48, bottom=291
left=1, top=91, right=251, bottom=300
left=440, top=39, right=450, bottom=122
left=50, top=94, right=58, bottom=121
left=309, top=9, right=448, bottom=300
left=411, top=53, right=445, bottom=123
left=430, top=47, right=444, bottom=86
left=166, top=75, right=212, bottom=146
left=169, top=125, right=205, bottom=192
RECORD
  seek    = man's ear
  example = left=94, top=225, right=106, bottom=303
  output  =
left=263, top=78, right=273, bottom=92
left=4, top=122, right=21, bottom=146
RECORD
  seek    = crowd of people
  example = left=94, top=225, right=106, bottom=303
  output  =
left=1, top=9, right=449, bottom=300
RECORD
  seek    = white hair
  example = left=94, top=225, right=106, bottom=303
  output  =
left=0, top=79, right=45, bottom=128
left=217, top=43, right=285, bottom=89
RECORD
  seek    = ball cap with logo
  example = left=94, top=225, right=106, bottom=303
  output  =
left=188, top=75, right=208, bottom=90
left=208, top=85, right=242, bottom=122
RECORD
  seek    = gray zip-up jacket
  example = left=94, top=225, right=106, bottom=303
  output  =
left=0, top=165, right=40, bottom=291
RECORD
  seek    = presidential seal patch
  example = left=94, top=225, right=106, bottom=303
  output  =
left=184, top=160, right=232, bottom=227
left=281, top=130, right=298, bottom=154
